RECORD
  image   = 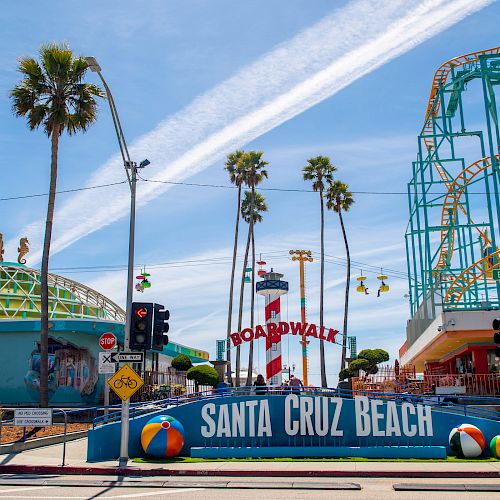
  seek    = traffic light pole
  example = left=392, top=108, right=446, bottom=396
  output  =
left=84, top=58, right=150, bottom=464
left=119, top=161, right=137, bottom=463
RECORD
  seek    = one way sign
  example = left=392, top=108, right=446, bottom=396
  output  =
left=109, top=352, right=144, bottom=363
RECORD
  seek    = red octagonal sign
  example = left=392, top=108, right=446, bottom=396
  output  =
left=99, top=332, right=117, bottom=350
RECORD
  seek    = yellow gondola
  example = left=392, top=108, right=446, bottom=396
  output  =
left=377, top=273, right=389, bottom=296
left=356, top=274, right=368, bottom=294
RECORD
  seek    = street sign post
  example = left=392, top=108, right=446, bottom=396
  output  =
left=99, top=332, right=117, bottom=350
left=99, top=352, right=117, bottom=374
left=107, top=364, right=144, bottom=401
left=109, top=351, right=144, bottom=363
left=14, top=408, right=53, bottom=426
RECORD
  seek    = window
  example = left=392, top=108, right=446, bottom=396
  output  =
left=271, top=311, right=277, bottom=320
left=487, top=350, right=500, bottom=373
left=271, top=343, right=278, bottom=352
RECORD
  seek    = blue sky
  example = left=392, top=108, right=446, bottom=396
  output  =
left=1, top=0, right=499, bottom=385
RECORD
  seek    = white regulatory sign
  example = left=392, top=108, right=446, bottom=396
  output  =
left=14, top=408, right=53, bottom=426
left=99, top=351, right=117, bottom=374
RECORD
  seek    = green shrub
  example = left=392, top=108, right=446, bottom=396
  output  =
left=186, top=365, right=218, bottom=389
left=171, top=354, right=193, bottom=371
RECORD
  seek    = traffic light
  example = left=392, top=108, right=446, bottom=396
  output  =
left=130, top=302, right=153, bottom=350
left=493, top=319, right=500, bottom=357
left=152, top=303, right=170, bottom=351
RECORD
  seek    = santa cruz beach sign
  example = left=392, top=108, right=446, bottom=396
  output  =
left=87, top=393, right=500, bottom=460
left=230, top=321, right=339, bottom=346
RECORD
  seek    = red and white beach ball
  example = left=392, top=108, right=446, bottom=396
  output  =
left=449, top=424, right=486, bottom=458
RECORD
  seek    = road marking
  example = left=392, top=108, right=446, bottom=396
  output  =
left=107, top=488, right=205, bottom=498
left=0, top=486, right=54, bottom=494
left=0, top=487, right=204, bottom=499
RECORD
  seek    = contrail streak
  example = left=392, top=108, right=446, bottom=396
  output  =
left=9, top=0, right=492, bottom=263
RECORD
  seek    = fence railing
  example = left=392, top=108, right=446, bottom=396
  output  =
left=93, top=385, right=500, bottom=428
left=352, top=373, right=500, bottom=396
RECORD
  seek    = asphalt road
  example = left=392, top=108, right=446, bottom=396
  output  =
left=0, top=477, right=499, bottom=499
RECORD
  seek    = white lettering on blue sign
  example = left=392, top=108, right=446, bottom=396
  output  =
left=199, top=395, right=433, bottom=439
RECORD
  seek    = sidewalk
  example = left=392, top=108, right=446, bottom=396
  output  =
left=1, top=438, right=500, bottom=478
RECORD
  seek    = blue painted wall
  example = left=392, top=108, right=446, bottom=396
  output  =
left=0, top=318, right=207, bottom=406
left=87, top=394, right=500, bottom=460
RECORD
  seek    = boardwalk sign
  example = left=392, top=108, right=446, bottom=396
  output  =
left=230, top=321, right=338, bottom=346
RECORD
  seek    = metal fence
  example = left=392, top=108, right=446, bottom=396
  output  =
left=352, top=373, right=500, bottom=396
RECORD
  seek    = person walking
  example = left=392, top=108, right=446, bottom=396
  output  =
left=254, top=374, right=267, bottom=395
left=289, top=374, right=303, bottom=394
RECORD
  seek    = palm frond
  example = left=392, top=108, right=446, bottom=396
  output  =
left=241, top=191, right=268, bottom=223
left=11, top=42, right=104, bottom=136
left=326, top=180, right=354, bottom=213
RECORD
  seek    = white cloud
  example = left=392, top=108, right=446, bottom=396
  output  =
left=7, top=0, right=492, bottom=262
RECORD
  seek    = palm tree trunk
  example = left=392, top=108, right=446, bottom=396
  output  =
left=246, top=192, right=256, bottom=387
left=235, top=225, right=251, bottom=387
left=226, top=185, right=241, bottom=384
left=319, top=187, right=327, bottom=388
left=40, top=125, right=60, bottom=407
left=338, top=207, right=350, bottom=370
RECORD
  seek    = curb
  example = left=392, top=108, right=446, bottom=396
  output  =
left=0, top=431, right=87, bottom=455
left=0, top=478, right=361, bottom=490
left=0, top=464, right=499, bottom=478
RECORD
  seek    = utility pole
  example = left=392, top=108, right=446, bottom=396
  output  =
left=85, top=56, right=149, bottom=464
left=289, top=250, right=313, bottom=386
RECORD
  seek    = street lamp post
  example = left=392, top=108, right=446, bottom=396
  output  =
left=85, top=56, right=149, bottom=463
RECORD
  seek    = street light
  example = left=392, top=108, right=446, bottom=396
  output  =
left=85, top=56, right=149, bottom=464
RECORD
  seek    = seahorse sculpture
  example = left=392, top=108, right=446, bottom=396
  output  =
left=0, top=233, right=4, bottom=262
left=18, top=237, right=29, bottom=264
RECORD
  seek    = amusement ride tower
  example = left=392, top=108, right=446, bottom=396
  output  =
left=256, top=269, right=288, bottom=385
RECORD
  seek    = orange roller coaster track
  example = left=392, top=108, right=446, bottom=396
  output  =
left=434, top=156, right=499, bottom=272
left=444, top=249, right=500, bottom=305
left=422, top=46, right=500, bottom=151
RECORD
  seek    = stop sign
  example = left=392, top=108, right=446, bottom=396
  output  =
left=99, top=332, right=117, bottom=350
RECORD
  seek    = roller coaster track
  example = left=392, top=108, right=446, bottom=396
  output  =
left=422, top=46, right=500, bottom=151
left=417, top=47, right=500, bottom=304
left=435, top=156, right=498, bottom=271
left=444, top=249, right=500, bottom=305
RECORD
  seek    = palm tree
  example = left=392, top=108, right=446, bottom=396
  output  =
left=326, top=180, right=354, bottom=371
left=235, top=151, right=268, bottom=386
left=302, top=156, right=336, bottom=387
left=224, top=150, right=246, bottom=385
left=10, top=43, right=104, bottom=406
left=240, top=191, right=268, bottom=386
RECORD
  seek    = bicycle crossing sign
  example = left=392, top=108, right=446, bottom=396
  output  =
left=107, top=364, right=144, bottom=401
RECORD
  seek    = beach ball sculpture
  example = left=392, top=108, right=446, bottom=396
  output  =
left=490, top=435, right=500, bottom=459
left=449, top=424, right=486, bottom=458
left=141, top=415, right=185, bottom=458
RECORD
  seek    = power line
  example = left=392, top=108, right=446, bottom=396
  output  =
left=3, top=175, right=494, bottom=201
left=0, top=180, right=128, bottom=201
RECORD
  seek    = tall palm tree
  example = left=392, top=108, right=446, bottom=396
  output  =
left=10, top=43, right=104, bottom=406
left=326, top=180, right=354, bottom=371
left=302, top=156, right=336, bottom=387
left=224, top=150, right=246, bottom=384
left=235, top=151, right=268, bottom=386
left=240, top=192, right=268, bottom=386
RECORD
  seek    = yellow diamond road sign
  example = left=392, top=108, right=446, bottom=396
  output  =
left=107, top=364, right=144, bottom=401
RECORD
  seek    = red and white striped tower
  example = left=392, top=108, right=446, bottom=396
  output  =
left=256, top=269, right=288, bottom=385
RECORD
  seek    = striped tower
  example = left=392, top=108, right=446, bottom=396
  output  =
left=256, top=269, right=288, bottom=385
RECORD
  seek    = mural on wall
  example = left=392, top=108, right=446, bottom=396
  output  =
left=24, top=336, right=98, bottom=402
